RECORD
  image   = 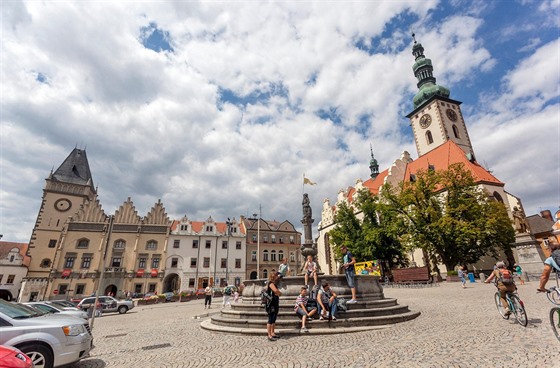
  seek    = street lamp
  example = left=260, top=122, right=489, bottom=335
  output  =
left=225, top=218, right=232, bottom=285
left=254, top=209, right=261, bottom=280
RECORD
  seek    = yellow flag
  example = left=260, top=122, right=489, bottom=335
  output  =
left=303, top=177, right=317, bottom=185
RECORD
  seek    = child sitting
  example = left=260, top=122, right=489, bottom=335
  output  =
left=294, top=286, right=317, bottom=332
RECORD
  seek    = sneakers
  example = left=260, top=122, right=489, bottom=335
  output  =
left=332, top=316, right=337, bottom=321
left=301, top=327, right=309, bottom=332
left=268, top=336, right=278, bottom=341
left=319, top=316, right=324, bottom=321
left=347, top=299, right=358, bottom=304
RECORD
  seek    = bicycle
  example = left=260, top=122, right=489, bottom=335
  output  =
left=494, top=289, right=528, bottom=327
left=542, top=273, right=560, bottom=341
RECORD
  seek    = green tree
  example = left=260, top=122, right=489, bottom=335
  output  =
left=328, top=189, right=408, bottom=273
left=381, top=163, right=515, bottom=272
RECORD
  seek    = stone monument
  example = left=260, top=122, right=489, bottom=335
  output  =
left=300, top=193, right=321, bottom=273
left=512, top=206, right=544, bottom=278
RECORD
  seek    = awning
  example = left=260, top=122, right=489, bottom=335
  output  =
left=136, top=269, right=145, bottom=277
left=61, top=269, right=72, bottom=277
left=150, top=269, right=159, bottom=277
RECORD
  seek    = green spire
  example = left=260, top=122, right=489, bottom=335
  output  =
left=369, top=144, right=379, bottom=180
left=411, top=34, right=450, bottom=108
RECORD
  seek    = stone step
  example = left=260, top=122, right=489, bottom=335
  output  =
left=203, top=310, right=421, bottom=333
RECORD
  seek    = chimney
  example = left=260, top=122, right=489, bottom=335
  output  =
left=540, top=210, right=553, bottom=222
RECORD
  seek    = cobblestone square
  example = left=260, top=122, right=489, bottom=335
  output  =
left=74, top=281, right=557, bottom=368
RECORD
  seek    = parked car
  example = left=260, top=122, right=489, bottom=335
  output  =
left=23, top=302, right=88, bottom=320
left=0, top=299, right=93, bottom=368
left=46, top=300, right=79, bottom=310
left=0, top=345, right=32, bottom=368
left=77, top=296, right=134, bottom=314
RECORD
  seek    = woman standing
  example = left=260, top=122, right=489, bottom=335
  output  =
left=266, top=272, right=282, bottom=341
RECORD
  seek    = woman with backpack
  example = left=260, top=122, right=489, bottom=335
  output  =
left=266, top=272, right=282, bottom=341
left=484, top=261, right=516, bottom=316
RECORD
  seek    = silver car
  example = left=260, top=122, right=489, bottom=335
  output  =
left=24, top=302, right=88, bottom=320
left=77, top=296, right=134, bottom=314
left=0, top=300, right=93, bottom=368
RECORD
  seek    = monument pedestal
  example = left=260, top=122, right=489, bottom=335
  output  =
left=513, top=233, right=545, bottom=278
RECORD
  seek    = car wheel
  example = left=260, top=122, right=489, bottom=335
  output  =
left=118, top=305, right=128, bottom=314
left=17, top=343, right=54, bottom=368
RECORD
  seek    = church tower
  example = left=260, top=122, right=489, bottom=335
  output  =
left=406, top=35, right=475, bottom=160
left=27, top=148, right=96, bottom=278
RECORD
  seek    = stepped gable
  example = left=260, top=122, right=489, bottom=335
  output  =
left=51, top=148, right=94, bottom=188
left=0, top=241, right=30, bottom=267
left=72, top=197, right=106, bottom=223
left=114, top=197, right=141, bottom=224
left=144, top=199, right=169, bottom=225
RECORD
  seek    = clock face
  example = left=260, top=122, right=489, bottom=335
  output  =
left=446, top=109, right=458, bottom=121
left=419, top=114, right=432, bottom=128
left=54, top=198, right=72, bottom=212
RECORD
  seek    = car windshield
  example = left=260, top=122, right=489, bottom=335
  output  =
left=0, top=300, right=44, bottom=319
left=50, top=300, right=76, bottom=308
left=30, top=303, right=61, bottom=313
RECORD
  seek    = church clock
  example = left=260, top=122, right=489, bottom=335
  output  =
left=419, top=114, right=432, bottom=128
left=446, top=109, right=458, bottom=121
left=54, top=198, right=72, bottom=212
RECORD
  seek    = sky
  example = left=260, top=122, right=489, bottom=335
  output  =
left=1, top=0, right=559, bottom=243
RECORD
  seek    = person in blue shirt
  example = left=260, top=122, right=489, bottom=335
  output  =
left=341, top=245, right=357, bottom=303
left=538, top=240, right=560, bottom=292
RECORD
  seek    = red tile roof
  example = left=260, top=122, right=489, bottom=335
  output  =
left=0, top=241, right=30, bottom=267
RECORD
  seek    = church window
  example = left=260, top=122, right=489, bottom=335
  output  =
left=48, top=239, right=57, bottom=248
left=452, top=125, right=460, bottom=138
left=493, top=192, right=504, bottom=203
left=40, top=258, right=51, bottom=267
left=76, top=239, right=89, bottom=249
left=146, top=240, right=157, bottom=250
left=426, top=131, right=433, bottom=144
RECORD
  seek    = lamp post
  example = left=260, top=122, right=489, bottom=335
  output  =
left=225, top=218, right=232, bottom=285
left=90, top=214, right=114, bottom=329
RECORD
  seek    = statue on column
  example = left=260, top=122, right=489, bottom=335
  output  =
left=512, top=206, right=529, bottom=234
left=300, top=193, right=320, bottom=273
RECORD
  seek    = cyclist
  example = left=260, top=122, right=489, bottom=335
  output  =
left=485, top=261, right=516, bottom=315
left=537, top=240, right=560, bottom=292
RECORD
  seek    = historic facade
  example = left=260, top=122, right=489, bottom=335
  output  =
left=167, top=216, right=246, bottom=291
left=0, top=241, right=30, bottom=301
left=240, top=216, right=302, bottom=280
left=316, top=39, right=528, bottom=276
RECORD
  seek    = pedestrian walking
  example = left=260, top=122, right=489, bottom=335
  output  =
left=458, top=266, right=467, bottom=289
left=204, top=284, right=213, bottom=309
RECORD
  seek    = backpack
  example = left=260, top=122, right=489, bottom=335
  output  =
left=498, top=269, right=514, bottom=285
left=552, top=249, right=560, bottom=271
left=260, top=286, right=273, bottom=308
left=224, top=286, right=233, bottom=296
left=336, top=297, right=347, bottom=312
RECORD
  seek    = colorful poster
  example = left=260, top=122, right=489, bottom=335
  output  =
left=355, top=260, right=381, bottom=276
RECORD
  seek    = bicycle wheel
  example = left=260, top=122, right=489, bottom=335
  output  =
left=550, top=307, right=560, bottom=341
left=546, top=288, right=560, bottom=305
left=510, top=294, right=528, bottom=327
left=494, top=292, right=509, bottom=319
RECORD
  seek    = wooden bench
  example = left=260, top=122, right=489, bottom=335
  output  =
left=391, top=266, right=431, bottom=285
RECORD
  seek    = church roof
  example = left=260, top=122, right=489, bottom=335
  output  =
left=525, top=214, right=554, bottom=235
left=52, top=148, right=94, bottom=187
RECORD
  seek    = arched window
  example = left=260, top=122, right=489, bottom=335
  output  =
left=426, top=130, right=433, bottom=144
left=76, top=238, right=89, bottom=249
left=114, top=239, right=126, bottom=249
left=278, top=250, right=284, bottom=261
left=146, top=240, right=157, bottom=250
left=263, top=250, right=269, bottom=261
left=452, top=124, right=460, bottom=138
left=271, top=250, right=277, bottom=262
left=493, top=191, right=504, bottom=203
left=263, top=269, right=268, bottom=279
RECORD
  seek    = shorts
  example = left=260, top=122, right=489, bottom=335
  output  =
left=295, top=305, right=316, bottom=317
left=267, top=307, right=278, bottom=324
left=345, top=268, right=356, bottom=288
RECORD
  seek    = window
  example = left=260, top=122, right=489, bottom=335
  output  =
left=426, top=130, right=433, bottom=144
left=48, top=239, right=57, bottom=248
left=40, top=258, right=51, bottom=268
left=76, top=284, right=85, bottom=295
left=81, top=256, right=91, bottom=269
left=76, top=239, right=89, bottom=249
left=114, top=240, right=125, bottom=249
left=64, top=256, right=75, bottom=268
left=152, top=257, right=160, bottom=269
left=263, top=250, right=269, bottom=261
left=146, top=240, right=157, bottom=250
left=236, top=241, right=242, bottom=249
left=171, top=258, right=178, bottom=268
left=203, top=257, right=210, bottom=268
left=263, top=235, right=268, bottom=243
left=251, top=251, right=257, bottom=261
left=271, top=235, right=276, bottom=243
left=206, top=226, right=213, bottom=232
left=279, top=236, right=284, bottom=244
left=222, top=241, right=228, bottom=249
left=235, top=258, right=241, bottom=268
left=271, top=250, right=277, bottom=262
left=190, top=258, right=197, bottom=268
left=452, top=124, right=460, bottom=138
left=263, top=269, right=268, bottom=279
left=252, top=234, right=257, bottom=242
left=221, top=258, right=227, bottom=268
left=232, top=227, right=237, bottom=234
left=278, top=251, right=284, bottom=260
left=6, top=275, right=15, bottom=284
left=139, top=257, right=147, bottom=269
left=192, top=240, right=199, bottom=248
left=9, top=255, right=14, bottom=262
left=148, top=284, right=156, bottom=293
left=290, top=252, right=295, bottom=262
left=58, top=284, right=68, bottom=295
left=134, top=284, right=142, bottom=293
left=180, top=224, right=188, bottom=231
left=289, top=236, right=294, bottom=244
left=188, top=279, right=195, bottom=288
left=173, top=240, right=180, bottom=248
left=111, top=257, right=122, bottom=267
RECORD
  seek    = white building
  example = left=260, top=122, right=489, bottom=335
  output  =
left=0, top=241, right=30, bottom=301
